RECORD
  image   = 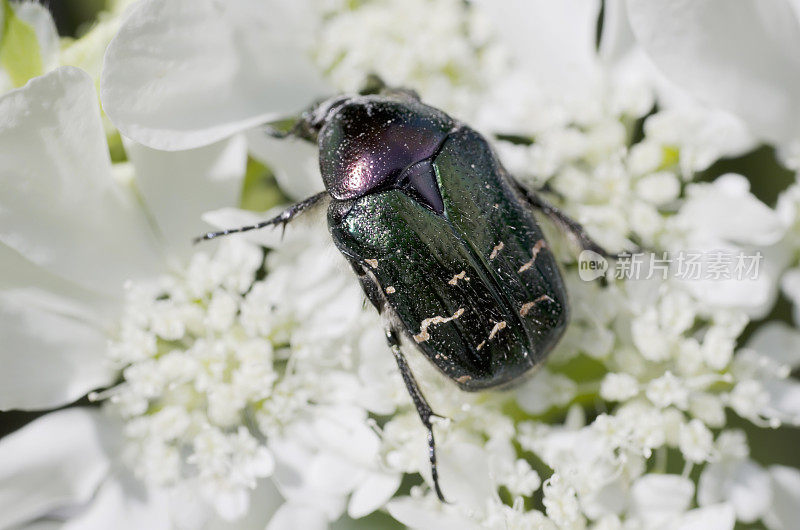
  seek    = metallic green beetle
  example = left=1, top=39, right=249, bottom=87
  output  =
left=198, top=82, right=606, bottom=501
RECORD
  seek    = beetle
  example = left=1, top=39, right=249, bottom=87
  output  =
left=197, top=80, right=606, bottom=501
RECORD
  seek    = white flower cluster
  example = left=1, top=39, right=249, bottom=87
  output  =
left=3, top=0, right=800, bottom=529
left=97, top=0, right=800, bottom=526
left=99, top=231, right=410, bottom=521
left=101, top=241, right=273, bottom=508
left=314, top=0, right=506, bottom=116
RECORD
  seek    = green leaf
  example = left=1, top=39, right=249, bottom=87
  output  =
left=0, top=0, right=44, bottom=87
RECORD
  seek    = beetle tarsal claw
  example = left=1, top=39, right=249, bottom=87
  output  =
left=429, top=414, right=451, bottom=427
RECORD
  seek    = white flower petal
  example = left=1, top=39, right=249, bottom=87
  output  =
left=746, top=322, right=800, bottom=369
left=436, top=442, right=493, bottom=509
left=677, top=503, right=735, bottom=530
left=475, top=0, right=601, bottom=101
left=168, top=479, right=282, bottom=530
left=347, top=471, right=401, bottom=519
left=0, top=241, right=116, bottom=321
left=669, top=175, right=786, bottom=316
left=126, top=135, right=247, bottom=259
left=780, top=268, right=800, bottom=326
left=0, top=409, right=110, bottom=529
left=266, top=502, right=328, bottom=530
left=698, top=460, right=771, bottom=523
left=679, top=175, right=785, bottom=247
left=270, top=437, right=346, bottom=521
left=386, top=496, right=481, bottom=530
left=599, top=0, right=635, bottom=65
left=246, top=130, right=324, bottom=200
left=763, top=378, right=800, bottom=425
left=0, top=66, right=162, bottom=298
left=644, top=106, right=754, bottom=173
left=12, top=2, right=59, bottom=72
left=62, top=473, right=171, bottom=530
left=0, top=289, right=115, bottom=410
left=101, top=0, right=329, bottom=150
left=764, top=465, right=800, bottom=530
left=631, top=474, right=694, bottom=526
left=627, top=0, right=800, bottom=147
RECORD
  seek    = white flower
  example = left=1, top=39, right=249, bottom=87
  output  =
left=0, top=65, right=247, bottom=527
left=629, top=474, right=694, bottom=528
left=0, top=66, right=244, bottom=409
left=101, top=0, right=328, bottom=151
left=516, top=369, right=578, bottom=415
left=543, top=474, right=585, bottom=530
left=679, top=419, right=714, bottom=464
left=6, top=1, right=800, bottom=529
left=765, top=465, right=800, bottom=529
left=699, top=456, right=771, bottom=523
left=664, top=175, right=787, bottom=317
left=647, top=372, right=689, bottom=410
left=600, top=373, right=640, bottom=402
left=732, top=323, right=800, bottom=427
left=626, top=0, right=800, bottom=166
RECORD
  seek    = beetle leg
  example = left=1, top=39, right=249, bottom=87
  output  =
left=514, top=181, right=610, bottom=257
left=359, top=73, right=389, bottom=95
left=193, top=191, right=328, bottom=243
left=359, top=73, right=421, bottom=101
left=386, top=327, right=447, bottom=502
left=260, top=116, right=319, bottom=144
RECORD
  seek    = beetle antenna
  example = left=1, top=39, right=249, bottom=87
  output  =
left=193, top=191, right=328, bottom=243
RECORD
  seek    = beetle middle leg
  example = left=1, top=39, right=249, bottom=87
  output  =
left=385, top=327, right=447, bottom=502
left=514, top=180, right=609, bottom=257
left=193, top=191, right=328, bottom=243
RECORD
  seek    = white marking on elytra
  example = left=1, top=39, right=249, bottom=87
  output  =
left=518, top=239, right=547, bottom=273
left=385, top=286, right=396, bottom=294
left=365, top=258, right=378, bottom=269
left=476, top=340, right=486, bottom=351
left=489, top=242, right=504, bottom=260
left=413, top=308, right=465, bottom=343
left=520, top=294, right=554, bottom=317
left=488, top=320, right=507, bottom=340
left=448, top=271, right=470, bottom=286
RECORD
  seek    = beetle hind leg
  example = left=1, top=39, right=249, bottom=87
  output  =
left=385, top=327, right=447, bottom=502
left=193, top=191, right=328, bottom=243
left=514, top=180, right=610, bottom=257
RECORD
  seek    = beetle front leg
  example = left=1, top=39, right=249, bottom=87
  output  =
left=385, top=327, right=447, bottom=502
left=261, top=94, right=352, bottom=143
left=514, top=180, right=610, bottom=257
left=193, top=191, right=328, bottom=243
left=358, top=73, right=421, bottom=101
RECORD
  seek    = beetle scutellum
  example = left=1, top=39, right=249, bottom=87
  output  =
left=197, top=80, right=607, bottom=501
